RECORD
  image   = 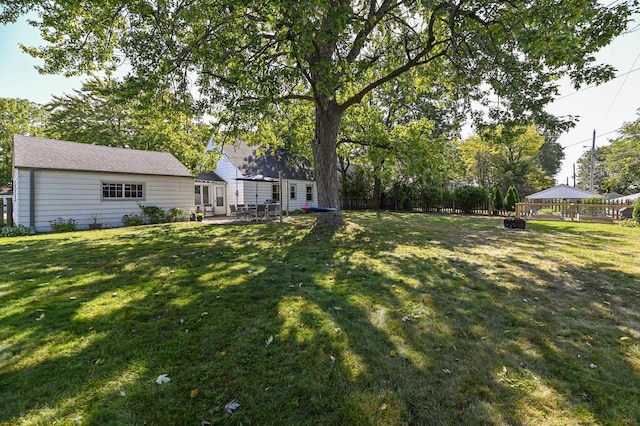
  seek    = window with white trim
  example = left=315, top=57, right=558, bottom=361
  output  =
left=272, top=184, right=280, bottom=201
left=290, top=183, right=297, bottom=200
left=102, top=182, right=144, bottom=200
left=306, top=185, right=313, bottom=202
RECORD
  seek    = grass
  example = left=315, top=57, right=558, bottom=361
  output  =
left=1, top=212, right=639, bottom=425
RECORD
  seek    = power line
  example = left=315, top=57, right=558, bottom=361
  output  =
left=554, top=66, right=640, bottom=101
left=562, top=129, right=619, bottom=148
left=600, top=52, right=640, bottom=122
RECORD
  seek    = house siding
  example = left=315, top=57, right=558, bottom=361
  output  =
left=14, top=168, right=194, bottom=232
left=214, top=155, right=244, bottom=211
left=283, top=179, right=318, bottom=211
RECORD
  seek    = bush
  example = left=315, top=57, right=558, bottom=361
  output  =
left=0, top=224, right=33, bottom=237
left=138, top=204, right=167, bottom=224
left=633, top=199, right=640, bottom=224
left=504, top=186, right=520, bottom=212
left=167, top=208, right=187, bottom=222
left=492, top=187, right=504, bottom=214
left=619, top=219, right=638, bottom=228
left=122, top=214, right=144, bottom=227
left=453, top=186, right=489, bottom=214
left=536, top=208, right=560, bottom=216
left=421, top=186, right=451, bottom=212
left=50, top=217, right=77, bottom=232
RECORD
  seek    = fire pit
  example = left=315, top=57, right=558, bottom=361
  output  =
left=504, top=217, right=526, bottom=230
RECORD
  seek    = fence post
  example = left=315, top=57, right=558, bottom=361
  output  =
left=570, top=203, right=575, bottom=221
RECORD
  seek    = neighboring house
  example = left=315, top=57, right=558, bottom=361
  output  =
left=206, top=140, right=316, bottom=214
left=525, top=184, right=596, bottom=202
left=12, top=135, right=195, bottom=232
left=614, top=193, right=640, bottom=203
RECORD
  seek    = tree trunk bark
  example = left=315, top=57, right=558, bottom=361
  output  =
left=313, top=102, right=344, bottom=227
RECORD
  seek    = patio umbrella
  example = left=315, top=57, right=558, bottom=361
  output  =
left=235, top=174, right=278, bottom=219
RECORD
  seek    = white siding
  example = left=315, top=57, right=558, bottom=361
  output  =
left=214, top=154, right=244, bottom=212
left=14, top=168, right=195, bottom=232
left=283, top=179, right=318, bottom=211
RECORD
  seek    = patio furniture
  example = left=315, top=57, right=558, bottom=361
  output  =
left=255, top=204, right=266, bottom=221
left=266, top=203, right=279, bottom=221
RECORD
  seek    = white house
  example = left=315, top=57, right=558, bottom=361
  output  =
left=201, top=140, right=316, bottom=215
left=12, top=135, right=195, bottom=231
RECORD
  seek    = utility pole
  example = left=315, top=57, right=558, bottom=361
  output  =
left=590, top=129, right=595, bottom=193
left=572, top=163, right=576, bottom=187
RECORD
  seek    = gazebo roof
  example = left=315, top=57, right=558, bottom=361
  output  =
left=526, top=184, right=596, bottom=200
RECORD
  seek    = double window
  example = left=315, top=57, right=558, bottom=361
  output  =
left=102, top=182, right=144, bottom=200
left=195, top=185, right=210, bottom=205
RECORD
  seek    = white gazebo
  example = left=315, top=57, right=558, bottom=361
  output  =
left=525, top=184, right=596, bottom=202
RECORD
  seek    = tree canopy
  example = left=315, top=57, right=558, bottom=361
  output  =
left=46, top=78, right=217, bottom=173
left=577, top=112, right=640, bottom=194
left=459, top=125, right=556, bottom=196
left=2, top=0, right=635, bottom=225
left=0, top=97, right=48, bottom=186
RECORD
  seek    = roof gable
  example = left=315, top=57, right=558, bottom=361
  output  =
left=221, top=140, right=313, bottom=180
left=13, top=135, right=193, bottom=178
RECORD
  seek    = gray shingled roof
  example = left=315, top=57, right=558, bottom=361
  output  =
left=13, top=135, right=193, bottom=177
left=222, top=140, right=314, bottom=180
left=196, top=171, right=225, bottom=182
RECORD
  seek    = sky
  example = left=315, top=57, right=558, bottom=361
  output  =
left=1, top=11, right=639, bottom=190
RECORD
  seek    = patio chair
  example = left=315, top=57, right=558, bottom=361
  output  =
left=255, top=204, right=266, bottom=221
left=267, top=203, right=278, bottom=221
left=230, top=204, right=238, bottom=219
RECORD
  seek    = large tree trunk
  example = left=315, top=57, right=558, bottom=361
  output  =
left=313, top=102, right=344, bottom=227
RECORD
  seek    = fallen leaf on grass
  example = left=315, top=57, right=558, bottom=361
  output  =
left=191, top=388, right=199, bottom=399
left=156, top=374, right=171, bottom=384
left=265, top=335, right=273, bottom=347
left=224, top=400, right=240, bottom=414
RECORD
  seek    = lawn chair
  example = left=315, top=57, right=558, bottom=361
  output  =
left=255, top=204, right=266, bottom=221
left=230, top=204, right=237, bottom=219
left=267, top=203, right=278, bottom=221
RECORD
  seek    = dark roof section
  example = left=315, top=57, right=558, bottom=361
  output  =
left=196, top=171, right=225, bottom=182
left=222, top=140, right=313, bottom=180
left=13, top=135, right=193, bottom=177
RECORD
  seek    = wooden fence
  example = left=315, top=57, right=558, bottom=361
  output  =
left=340, top=196, right=491, bottom=215
left=516, top=201, right=634, bottom=223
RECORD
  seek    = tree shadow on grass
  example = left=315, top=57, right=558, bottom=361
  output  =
left=0, top=214, right=639, bottom=424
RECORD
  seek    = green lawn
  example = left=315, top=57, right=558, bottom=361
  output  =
left=1, top=212, right=639, bottom=425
